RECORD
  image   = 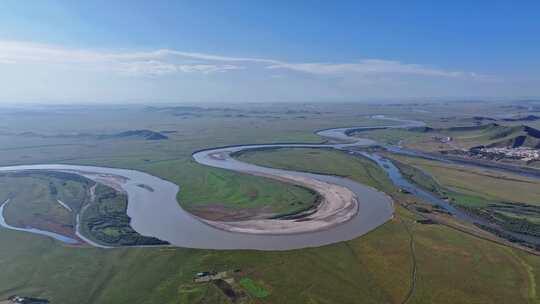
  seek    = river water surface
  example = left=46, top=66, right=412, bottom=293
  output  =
left=0, top=116, right=408, bottom=250
left=2, top=116, right=535, bottom=249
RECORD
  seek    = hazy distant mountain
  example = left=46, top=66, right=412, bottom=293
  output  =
left=10, top=129, right=169, bottom=141
left=502, top=115, right=540, bottom=122
left=486, top=125, right=540, bottom=148
left=103, top=130, right=168, bottom=140
left=410, top=122, right=540, bottom=149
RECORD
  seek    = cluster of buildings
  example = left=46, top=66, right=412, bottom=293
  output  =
left=476, top=146, right=540, bottom=161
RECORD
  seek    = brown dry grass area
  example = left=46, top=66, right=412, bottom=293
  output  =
left=25, top=216, right=78, bottom=239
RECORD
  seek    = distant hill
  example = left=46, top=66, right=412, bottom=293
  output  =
left=453, top=115, right=540, bottom=125
left=472, top=116, right=497, bottom=122
left=502, top=115, right=540, bottom=122
left=446, top=123, right=501, bottom=133
left=409, top=123, right=501, bottom=134
left=103, top=130, right=168, bottom=140
left=144, top=106, right=240, bottom=115
left=10, top=129, right=168, bottom=141
left=409, top=122, right=540, bottom=149
left=486, top=125, right=540, bottom=149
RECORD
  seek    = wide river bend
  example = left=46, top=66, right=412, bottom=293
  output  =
left=0, top=116, right=424, bottom=250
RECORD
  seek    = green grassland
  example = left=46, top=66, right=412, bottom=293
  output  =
left=0, top=170, right=166, bottom=246
left=236, top=148, right=392, bottom=190
left=79, top=184, right=168, bottom=246
left=388, top=154, right=540, bottom=205
left=0, top=175, right=71, bottom=227
left=238, top=277, right=269, bottom=298
left=348, top=128, right=427, bottom=146
left=347, top=123, right=501, bottom=149
left=1, top=103, right=540, bottom=303
left=173, top=162, right=319, bottom=217
left=350, top=113, right=540, bottom=152
left=431, top=124, right=540, bottom=149
left=0, top=171, right=90, bottom=236
left=2, top=147, right=540, bottom=303
left=388, top=153, right=540, bottom=239
left=0, top=105, right=385, bottom=215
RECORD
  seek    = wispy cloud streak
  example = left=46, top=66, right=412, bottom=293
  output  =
left=0, top=40, right=486, bottom=79
left=267, top=59, right=478, bottom=78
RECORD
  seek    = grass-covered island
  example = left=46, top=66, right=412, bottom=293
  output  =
left=0, top=170, right=167, bottom=247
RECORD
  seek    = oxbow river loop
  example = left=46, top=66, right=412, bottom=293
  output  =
left=0, top=116, right=427, bottom=250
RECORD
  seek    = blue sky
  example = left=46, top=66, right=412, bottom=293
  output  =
left=0, top=0, right=539, bottom=103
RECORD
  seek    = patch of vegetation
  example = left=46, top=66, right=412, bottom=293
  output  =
left=392, top=159, right=440, bottom=193
left=0, top=170, right=167, bottom=247
left=361, top=120, right=540, bottom=153
left=436, top=123, right=539, bottom=149
left=347, top=128, right=425, bottom=145
left=0, top=171, right=92, bottom=237
left=389, top=154, right=540, bottom=204
left=239, top=277, right=269, bottom=298
left=389, top=153, right=540, bottom=240
left=2, top=103, right=540, bottom=303
left=80, top=184, right=168, bottom=246
left=178, top=163, right=320, bottom=218
left=235, top=148, right=394, bottom=191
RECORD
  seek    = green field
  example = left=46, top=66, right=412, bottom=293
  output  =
left=175, top=163, right=320, bottom=219
left=350, top=113, right=540, bottom=154
left=79, top=183, right=168, bottom=246
left=236, top=148, right=393, bottom=190
left=388, top=153, right=540, bottom=240
left=238, top=278, right=269, bottom=298
left=388, top=154, right=540, bottom=205
left=0, top=171, right=91, bottom=238
left=2, top=147, right=540, bottom=303
left=1, top=102, right=540, bottom=303
left=0, top=170, right=167, bottom=247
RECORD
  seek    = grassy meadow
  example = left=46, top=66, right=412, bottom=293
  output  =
left=1, top=102, right=540, bottom=303
left=388, top=154, right=540, bottom=205
left=387, top=153, right=540, bottom=243
left=2, top=147, right=540, bottom=303
left=0, top=171, right=90, bottom=237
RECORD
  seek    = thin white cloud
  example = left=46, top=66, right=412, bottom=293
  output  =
left=154, top=49, right=280, bottom=64
left=0, top=41, right=245, bottom=76
left=117, top=60, right=243, bottom=76
left=266, top=59, right=478, bottom=78
left=0, top=40, right=486, bottom=79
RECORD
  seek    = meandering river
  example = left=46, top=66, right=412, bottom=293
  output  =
left=3, top=115, right=535, bottom=250
left=0, top=116, right=410, bottom=250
